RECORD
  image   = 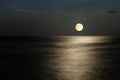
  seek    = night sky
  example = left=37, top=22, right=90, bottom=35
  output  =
left=0, top=0, right=120, bottom=36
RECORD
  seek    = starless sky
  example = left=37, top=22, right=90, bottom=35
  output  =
left=0, top=0, right=120, bottom=36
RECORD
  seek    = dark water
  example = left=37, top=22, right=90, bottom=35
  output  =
left=0, top=36, right=120, bottom=80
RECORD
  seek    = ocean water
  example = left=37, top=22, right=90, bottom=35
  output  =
left=0, top=36, right=120, bottom=80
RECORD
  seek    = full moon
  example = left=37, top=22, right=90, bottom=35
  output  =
left=75, top=23, right=84, bottom=31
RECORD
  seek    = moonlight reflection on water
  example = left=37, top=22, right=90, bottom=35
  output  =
left=39, top=36, right=112, bottom=80
left=1, top=36, right=120, bottom=80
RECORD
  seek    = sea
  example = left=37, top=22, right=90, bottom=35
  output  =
left=0, top=36, right=120, bottom=80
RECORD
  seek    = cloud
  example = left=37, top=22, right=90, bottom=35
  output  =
left=15, top=9, right=30, bottom=13
left=13, top=8, right=41, bottom=14
left=8, top=0, right=120, bottom=13
left=107, top=9, right=120, bottom=14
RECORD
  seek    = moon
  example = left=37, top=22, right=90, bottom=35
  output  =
left=75, top=23, right=84, bottom=31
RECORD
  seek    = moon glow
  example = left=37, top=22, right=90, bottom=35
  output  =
left=75, top=23, right=84, bottom=31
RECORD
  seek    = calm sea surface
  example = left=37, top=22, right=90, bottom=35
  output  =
left=0, top=36, right=120, bottom=80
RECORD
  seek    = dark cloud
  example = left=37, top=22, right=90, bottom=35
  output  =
left=107, top=9, right=120, bottom=14
left=1, top=0, right=120, bottom=12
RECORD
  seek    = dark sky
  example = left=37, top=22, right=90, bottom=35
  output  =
left=0, top=0, right=120, bottom=36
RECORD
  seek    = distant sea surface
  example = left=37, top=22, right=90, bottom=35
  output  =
left=0, top=36, right=120, bottom=80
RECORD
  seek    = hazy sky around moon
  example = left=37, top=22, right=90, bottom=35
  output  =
left=0, top=0, right=120, bottom=36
